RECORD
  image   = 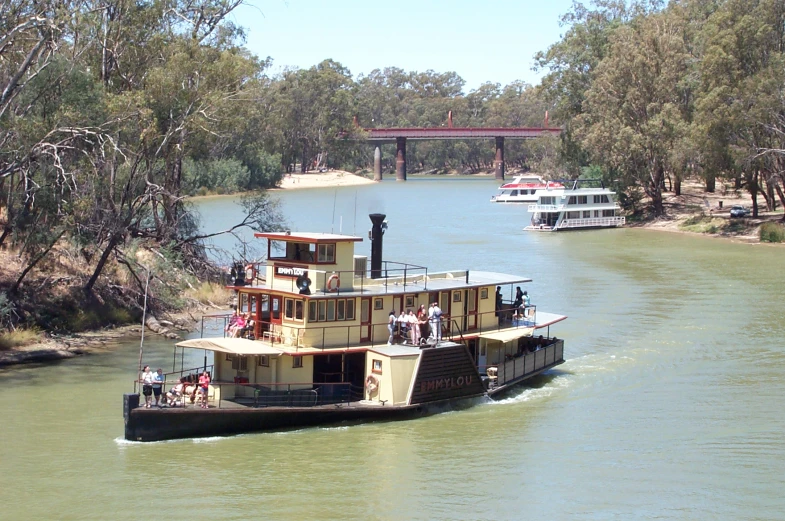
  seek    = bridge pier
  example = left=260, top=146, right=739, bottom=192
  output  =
left=373, top=146, right=382, bottom=181
left=396, top=137, right=407, bottom=181
left=494, top=136, right=505, bottom=180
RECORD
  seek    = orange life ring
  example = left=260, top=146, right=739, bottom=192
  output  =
left=365, top=374, right=379, bottom=394
left=326, top=273, right=340, bottom=292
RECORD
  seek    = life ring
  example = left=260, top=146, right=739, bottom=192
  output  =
left=245, top=264, right=256, bottom=282
left=365, top=374, right=379, bottom=394
left=326, top=273, right=340, bottom=292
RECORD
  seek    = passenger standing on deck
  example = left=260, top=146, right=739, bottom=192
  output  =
left=387, top=311, right=396, bottom=344
left=495, top=286, right=503, bottom=318
left=522, top=291, right=531, bottom=316
left=198, top=371, right=211, bottom=408
left=430, top=301, right=443, bottom=341
left=152, top=368, right=164, bottom=407
left=399, top=310, right=409, bottom=343
left=417, top=305, right=429, bottom=344
left=409, top=309, right=419, bottom=344
left=141, top=365, right=154, bottom=408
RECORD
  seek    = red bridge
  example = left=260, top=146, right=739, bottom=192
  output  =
left=361, top=125, right=562, bottom=180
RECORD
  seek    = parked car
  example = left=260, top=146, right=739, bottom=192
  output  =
left=729, top=205, right=750, bottom=218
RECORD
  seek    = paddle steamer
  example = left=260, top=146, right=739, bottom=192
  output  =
left=123, top=214, right=566, bottom=441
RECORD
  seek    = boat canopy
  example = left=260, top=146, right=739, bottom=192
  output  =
left=477, top=328, right=535, bottom=343
left=176, top=338, right=285, bottom=357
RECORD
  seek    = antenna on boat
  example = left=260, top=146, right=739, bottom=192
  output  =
left=137, top=266, right=151, bottom=378
left=331, top=189, right=337, bottom=233
left=353, top=190, right=358, bottom=236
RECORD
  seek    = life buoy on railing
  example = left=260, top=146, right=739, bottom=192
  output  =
left=326, top=273, right=340, bottom=292
left=245, top=264, right=256, bottom=283
left=365, top=374, right=379, bottom=394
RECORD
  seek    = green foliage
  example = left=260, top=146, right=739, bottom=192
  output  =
left=759, top=222, right=785, bottom=243
left=0, top=329, right=42, bottom=351
left=0, top=292, right=14, bottom=330
left=679, top=215, right=724, bottom=234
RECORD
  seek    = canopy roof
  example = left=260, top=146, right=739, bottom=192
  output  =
left=176, top=337, right=284, bottom=356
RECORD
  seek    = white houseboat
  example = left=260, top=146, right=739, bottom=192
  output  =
left=490, top=174, right=563, bottom=203
left=124, top=214, right=567, bottom=441
left=525, top=180, right=625, bottom=231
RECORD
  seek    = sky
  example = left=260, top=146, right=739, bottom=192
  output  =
left=230, top=0, right=577, bottom=93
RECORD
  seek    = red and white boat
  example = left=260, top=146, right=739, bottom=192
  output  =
left=490, top=174, right=563, bottom=203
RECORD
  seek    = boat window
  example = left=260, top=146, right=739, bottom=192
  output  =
left=577, top=196, right=588, bottom=204
left=510, top=190, right=518, bottom=196
left=272, top=298, right=280, bottom=320
left=603, top=209, right=616, bottom=217
left=240, top=293, right=248, bottom=312
left=327, top=300, right=335, bottom=321
left=594, top=195, right=609, bottom=203
left=292, top=356, right=303, bottom=369
left=468, top=289, right=477, bottom=312
left=594, top=210, right=600, bottom=218
left=347, top=299, right=356, bottom=320
left=295, top=300, right=304, bottom=320
left=308, top=301, right=317, bottom=321
left=337, top=300, right=345, bottom=320
left=541, top=196, right=555, bottom=205
left=284, top=299, right=305, bottom=321
left=258, top=355, right=269, bottom=367
left=361, top=299, right=369, bottom=322
left=318, top=301, right=326, bottom=321
left=285, top=299, right=293, bottom=319
left=567, top=211, right=580, bottom=219
left=317, top=243, right=336, bottom=263
left=583, top=211, right=591, bottom=218
left=249, top=295, right=257, bottom=313
left=568, top=196, right=576, bottom=205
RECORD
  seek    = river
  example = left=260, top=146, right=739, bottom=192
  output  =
left=2, top=177, right=784, bottom=520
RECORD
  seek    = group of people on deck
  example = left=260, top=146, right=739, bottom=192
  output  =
left=225, top=311, right=254, bottom=338
left=387, top=301, right=443, bottom=345
left=140, top=366, right=211, bottom=408
left=497, top=286, right=532, bottom=325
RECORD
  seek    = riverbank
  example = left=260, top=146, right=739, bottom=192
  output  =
left=273, top=170, right=376, bottom=190
left=632, top=180, right=783, bottom=243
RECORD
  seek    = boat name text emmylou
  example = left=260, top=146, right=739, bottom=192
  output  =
left=275, top=265, right=308, bottom=277
left=419, top=375, right=474, bottom=392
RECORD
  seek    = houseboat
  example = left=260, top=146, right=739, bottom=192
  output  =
left=123, top=214, right=567, bottom=442
left=490, top=174, right=562, bottom=203
left=525, top=180, right=625, bottom=231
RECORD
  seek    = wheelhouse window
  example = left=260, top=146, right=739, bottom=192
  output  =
left=284, top=298, right=304, bottom=321
left=593, top=195, right=609, bottom=203
left=568, top=196, right=576, bottom=205
left=292, top=356, right=303, bottom=368
left=317, top=243, right=335, bottom=263
left=577, top=195, right=588, bottom=204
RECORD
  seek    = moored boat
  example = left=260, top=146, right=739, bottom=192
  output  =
left=490, top=174, right=563, bottom=203
left=525, top=179, right=625, bottom=231
left=123, top=214, right=567, bottom=441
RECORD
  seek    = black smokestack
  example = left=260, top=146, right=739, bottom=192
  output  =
left=369, top=213, right=386, bottom=279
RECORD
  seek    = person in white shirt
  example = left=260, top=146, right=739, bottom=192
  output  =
left=429, top=301, right=443, bottom=341
left=141, top=366, right=154, bottom=408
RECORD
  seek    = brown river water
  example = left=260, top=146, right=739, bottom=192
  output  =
left=2, top=178, right=784, bottom=520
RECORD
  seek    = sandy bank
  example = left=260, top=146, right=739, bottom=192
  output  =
left=274, top=170, right=376, bottom=190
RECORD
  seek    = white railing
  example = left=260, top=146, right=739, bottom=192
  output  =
left=558, top=216, right=626, bottom=229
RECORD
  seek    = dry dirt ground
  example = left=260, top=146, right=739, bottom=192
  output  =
left=632, top=179, right=783, bottom=242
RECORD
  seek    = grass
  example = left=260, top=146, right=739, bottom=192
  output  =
left=760, top=222, right=785, bottom=243
left=0, top=329, right=42, bottom=351
left=679, top=215, right=725, bottom=234
left=187, top=281, right=232, bottom=306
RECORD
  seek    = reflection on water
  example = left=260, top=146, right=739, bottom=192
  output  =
left=2, top=178, right=785, bottom=520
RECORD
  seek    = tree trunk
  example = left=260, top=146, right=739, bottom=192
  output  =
left=674, top=177, right=681, bottom=196
left=10, top=230, right=65, bottom=294
left=705, top=173, right=715, bottom=193
left=84, top=232, right=122, bottom=294
left=750, top=171, right=759, bottom=218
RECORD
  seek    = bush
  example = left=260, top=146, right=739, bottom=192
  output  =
left=760, top=222, right=785, bottom=243
left=0, top=329, right=42, bottom=351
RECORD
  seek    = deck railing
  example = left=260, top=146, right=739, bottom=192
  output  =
left=558, top=216, right=625, bottom=228
left=486, top=338, right=564, bottom=388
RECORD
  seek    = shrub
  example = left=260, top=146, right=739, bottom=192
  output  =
left=0, top=329, right=42, bottom=351
left=187, top=281, right=232, bottom=306
left=760, top=222, right=785, bottom=243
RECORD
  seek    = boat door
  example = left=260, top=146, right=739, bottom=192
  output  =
left=466, top=288, right=478, bottom=330
left=477, top=340, right=487, bottom=373
left=270, top=295, right=282, bottom=327
left=360, top=298, right=371, bottom=342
